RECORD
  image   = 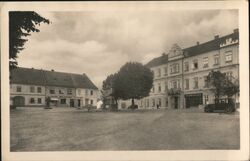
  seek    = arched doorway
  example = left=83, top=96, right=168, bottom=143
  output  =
left=13, top=96, right=25, bottom=107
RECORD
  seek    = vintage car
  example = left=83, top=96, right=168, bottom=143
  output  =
left=204, top=98, right=236, bottom=113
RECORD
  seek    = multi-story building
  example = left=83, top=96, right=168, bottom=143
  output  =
left=10, top=67, right=98, bottom=108
left=141, top=29, right=239, bottom=109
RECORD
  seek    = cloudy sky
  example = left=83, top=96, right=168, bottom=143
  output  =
left=17, top=9, right=238, bottom=89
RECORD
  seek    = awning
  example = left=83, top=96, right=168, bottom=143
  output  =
left=50, top=98, right=59, bottom=101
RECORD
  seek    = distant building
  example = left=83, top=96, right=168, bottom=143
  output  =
left=140, top=29, right=239, bottom=109
left=10, top=67, right=98, bottom=108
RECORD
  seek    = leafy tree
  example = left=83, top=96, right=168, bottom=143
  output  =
left=114, top=62, right=153, bottom=106
left=9, top=11, right=50, bottom=70
left=102, top=73, right=119, bottom=109
left=207, top=70, right=239, bottom=99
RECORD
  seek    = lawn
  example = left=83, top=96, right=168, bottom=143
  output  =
left=10, top=108, right=240, bottom=151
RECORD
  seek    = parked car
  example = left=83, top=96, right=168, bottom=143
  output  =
left=204, top=98, right=236, bottom=113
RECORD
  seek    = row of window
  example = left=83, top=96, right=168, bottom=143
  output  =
left=29, top=97, right=42, bottom=104
left=77, top=89, right=94, bottom=96
left=153, top=51, right=233, bottom=78
left=151, top=71, right=233, bottom=92
left=15, top=86, right=94, bottom=96
left=16, top=86, right=42, bottom=93
left=142, top=98, right=167, bottom=107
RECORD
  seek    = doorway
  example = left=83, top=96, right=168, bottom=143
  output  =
left=78, top=99, right=81, bottom=107
left=174, top=96, right=178, bottom=109
left=70, top=99, right=74, bottom=107
left=13, top=96, right=25, bottom=107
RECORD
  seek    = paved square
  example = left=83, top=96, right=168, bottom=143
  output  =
left=10, top=108, right=240, bottom=151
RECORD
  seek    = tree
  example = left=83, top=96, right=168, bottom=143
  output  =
left=114, top=62, right=153, bottom=106
left=9, top=11, right=50, bottom=70
left=207, top=70, right=239, bottom=99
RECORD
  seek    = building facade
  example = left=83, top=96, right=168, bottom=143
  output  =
left=10, top=67, right=98, bottom=108
left=141, top=29, right=239, bottom=109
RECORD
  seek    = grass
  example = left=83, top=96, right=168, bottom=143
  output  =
left=10, top=108, right=240, bottom=151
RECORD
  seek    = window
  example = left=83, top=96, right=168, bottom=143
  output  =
left=61, top=99, right=66, bottom=104
left=152, top=70, right=155, bottom=78
left=152, top=99, right=155, bottom=107
left=204, top=95, right=209, bottom=104
left=170, top=63, right=179, bottom=74
left=78, top=89, right=81, bottom=95
left=67, top=89, right=72, bottom=95
left=204, top=76, right=209, bottom=88
left=90, top=90, right=93, bottom=95
left=152, top=86, right=155, bottom=93
left=171, top=80, right=180, bottom=89
left=37, top=87, right=42, bottom=93
left=193, top=77, right=198, bottom=89
left=85, top=89, right=89, bottom=96
left=165, top=81, right=168, bottom=91
left=226, top=71, right=233, bottom=81
left=184, top=62, right=189, bottom=72
left=146, top=99, right=149, bottom=107
left=214, top=55, right=219, bottom=65
left=203, top=57, right=209, bottom=68
left=158, top=83, right=161, bottom=93
left=30, top=98, right=35, bottom=104
left=50, top=89, right=55, bottom=94
left=16, top=86, right=22, bottom=92
left=90, top=100, right=93, bottom=105
left=158, top=98, right=162, bottom=106
left=157, top=68, right=161, bottom=77
left=225, top=51, right=232, bottom=62
left=30, top=86, right=35, bottom=93
left=59, top=89, right=64, bottom=94
left=185, top=79, right=189, bottom=90
left=164, top=67, right=168, bottom=76
left=193, top=60, right=198, bottom=70
left=37, top=98, right=42, bottom=104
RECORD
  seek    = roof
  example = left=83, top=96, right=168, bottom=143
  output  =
left=145, top=54, right=168, bottom=68
left=10, top=67, right=98, bottom=89
left=183, top=31, right=239, bottom=57
left=145, top=30, right=239, bottom=68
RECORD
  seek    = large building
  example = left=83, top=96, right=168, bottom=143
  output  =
left=10, top=67, right=99, bottom=108
left=139, top=29, right=239, bottom=109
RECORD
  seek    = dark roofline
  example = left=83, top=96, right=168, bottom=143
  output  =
left=11, top=67, right=98, bottom=89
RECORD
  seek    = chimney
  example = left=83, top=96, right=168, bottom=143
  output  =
left=162, top=53, right=166, bottom=56
left=51, top=69, right=54, bottom=72
left=214, top=35, right=219, bottom=39
left=196, top=41, right=199, bottom=45
left=233, top=28, right=239, bottom=33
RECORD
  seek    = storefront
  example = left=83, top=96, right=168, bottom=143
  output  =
left=184, top=93, right=203, bottom=108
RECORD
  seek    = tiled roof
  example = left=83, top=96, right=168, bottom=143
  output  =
left=145, top=54, right=168, bottom=68
left=183, top=31, right=239, bottom=57
left=10, top=67, right=45, bottom=86
left=145, top=30, right=239, bottom=68
left=10, top=67, right=98, bottom=89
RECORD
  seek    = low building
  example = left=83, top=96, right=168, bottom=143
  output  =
left=10, top=67, right=98, bottom=108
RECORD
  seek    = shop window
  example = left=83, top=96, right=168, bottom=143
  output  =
left=61, top=99, right=66, bottom=104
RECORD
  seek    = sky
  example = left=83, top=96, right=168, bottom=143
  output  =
left=17, top=9, right=238, bottom=89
